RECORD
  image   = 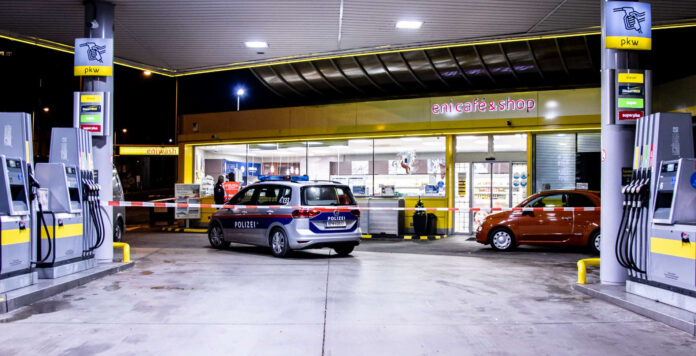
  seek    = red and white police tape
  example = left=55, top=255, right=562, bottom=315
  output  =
left=103, top=201, right=599, bottom=212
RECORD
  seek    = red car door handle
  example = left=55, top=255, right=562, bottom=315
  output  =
left=561, top=217, right=572, bottom=220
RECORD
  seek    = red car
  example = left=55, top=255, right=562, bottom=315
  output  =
left=475, top=190, right=600, bottom=253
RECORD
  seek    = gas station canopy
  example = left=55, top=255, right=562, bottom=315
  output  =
left=1, top=0, right=696, bottom=76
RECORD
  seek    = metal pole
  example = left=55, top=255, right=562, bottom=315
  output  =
left=599, top=0, right=633, bottom=284
left=237, top=95, right=240, bottom=111
left=83, top=0, right=114, bottom=263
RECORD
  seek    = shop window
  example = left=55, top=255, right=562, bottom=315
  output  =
left=534, top=132, right=600, bottom=192
left=456, top=135, right=488, bottom=152
left=576, top=133, right=601, bottom=190
left=248, top=142, right=306, bottom=183
left=309, top=139, right=373, bottom=197
left=373, top=136, right=446, bottom=197
left=194, top=144, right=248, bottom=197
left=493, top=134, right=527, bottom=152
left=535, top=134, right=576, bottom=192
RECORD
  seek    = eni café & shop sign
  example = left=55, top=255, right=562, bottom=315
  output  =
left=432, top=97, right=536, bottom=115
left=119, top=146, right=179, bottom=156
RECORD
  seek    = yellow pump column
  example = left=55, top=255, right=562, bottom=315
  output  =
left=446, top=135, right=455, bottom=234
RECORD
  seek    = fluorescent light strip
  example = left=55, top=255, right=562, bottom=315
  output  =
left=396, top=20, right=423, bottom=29
left=245, top=41, right=268, bottom=48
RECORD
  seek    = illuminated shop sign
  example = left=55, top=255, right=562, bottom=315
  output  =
left=119, top=146, right=179, bottom=156
left=432, top=97, right=536, bottom=115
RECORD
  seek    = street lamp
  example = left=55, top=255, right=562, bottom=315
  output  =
left=236, top=88, right=245, bottom=111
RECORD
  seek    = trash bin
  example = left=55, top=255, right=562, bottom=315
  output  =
left=413, top=198, right=427, bottom=235
left=426, top=213, right=437, bottom=235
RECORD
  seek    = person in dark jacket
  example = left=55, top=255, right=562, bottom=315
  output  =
left=213, top=175, right=226, bottom=205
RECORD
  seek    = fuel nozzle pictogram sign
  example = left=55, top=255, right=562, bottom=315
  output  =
left=79, top=42, right=107, bottom=63
left=613, top=7, right=646, bottom=34
left=74, top=38, right=113, bottom=76
left=604, top=1, right=651, bottom=50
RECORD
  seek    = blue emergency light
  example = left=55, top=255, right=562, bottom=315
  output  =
left=258, top=175, right=309, bottom=182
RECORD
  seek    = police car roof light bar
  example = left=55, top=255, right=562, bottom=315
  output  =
left=258, top=175, right=309, bottom=182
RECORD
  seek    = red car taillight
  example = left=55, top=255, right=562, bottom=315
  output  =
left=291, top=209, right=321, bottom=219
left=351, top=209, right=361, bottom=218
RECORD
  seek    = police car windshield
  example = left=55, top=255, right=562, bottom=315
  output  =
left=302, top=185, right=356, bottom=206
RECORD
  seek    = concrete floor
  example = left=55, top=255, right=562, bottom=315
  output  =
left=1, top=233, right=695, bottom=355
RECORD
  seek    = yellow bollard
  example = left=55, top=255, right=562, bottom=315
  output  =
left=576, top=258, right=600, bottom=284
left=113, top=242, right=131, bottom=263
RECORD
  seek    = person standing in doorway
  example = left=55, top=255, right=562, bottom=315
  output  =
left=214, top=175, right=226, bottom=205
left=223, top=172, right=241, bottom=202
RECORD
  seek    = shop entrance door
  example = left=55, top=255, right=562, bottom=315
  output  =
left=454, top=163, right=470, bottom=233
left=471, top=161, right=512, bottom=232
left=511, top=162, right=529, bottom=206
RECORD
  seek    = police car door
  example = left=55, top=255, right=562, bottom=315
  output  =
left=227, top=186, right=258, bottom=243
left=250, top=185, right=292, bottom=245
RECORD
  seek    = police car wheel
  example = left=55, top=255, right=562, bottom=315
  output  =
left=333, top=245, right=354, bottom=256
left=208, top=223, right=226, bottom=249
left=270, top=228, right=290, bottom=257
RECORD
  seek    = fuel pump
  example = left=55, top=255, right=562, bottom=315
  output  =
left=34, top=158, right=92, bottom=278
left=0, top=113, right=38, bottom=293
left=618, top=112, right=696, bottom=312
left=36, top=127, right=104, bottom=278
left=649, top=158, right=696, bottom=295
left=616, top=112, right=694, bottom=280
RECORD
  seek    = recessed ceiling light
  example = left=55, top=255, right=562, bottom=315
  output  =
left=396, top=20, right=422, bottom=29
left=245, top=41, right=268, bottom=48
left=400, top=137, right=422, bottom=141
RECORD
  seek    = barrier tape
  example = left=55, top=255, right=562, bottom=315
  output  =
left=103, top=201, right=599, bottom=212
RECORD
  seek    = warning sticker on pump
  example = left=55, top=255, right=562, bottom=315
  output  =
left=622, top=167, right=632, bottom=185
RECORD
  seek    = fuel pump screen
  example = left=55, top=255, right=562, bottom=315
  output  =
left=6, top=159, right=19, bottom=168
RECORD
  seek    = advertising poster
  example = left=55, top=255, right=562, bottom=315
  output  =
left=175, top=184, right=201, bottom=219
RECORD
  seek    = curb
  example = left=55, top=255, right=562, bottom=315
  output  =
left=161, top=227, right=207, bottom=233
left=1, top=262, right=134, bottom=314
left=362, top=234, right=449, bottom=240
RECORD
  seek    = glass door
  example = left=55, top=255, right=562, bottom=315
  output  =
left=471, top=162, right=512, bottom=231
left=511, top=162, right=528, bottom=206
left=491, top=162, right=511, bottom=210
left=471, top=162, right=492, bottom=231
left=454, top=162, right=470, bottom=233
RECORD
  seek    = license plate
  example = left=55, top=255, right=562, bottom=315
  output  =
left=325, top=220, right=346, bottom=228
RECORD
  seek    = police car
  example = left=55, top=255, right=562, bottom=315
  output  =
left=208, top=176, right=361, bottom=257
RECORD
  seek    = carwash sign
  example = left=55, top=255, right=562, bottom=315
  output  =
left=432, top=97, right=536, bottom=115
left=604, top=1, right=651, bottom=50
